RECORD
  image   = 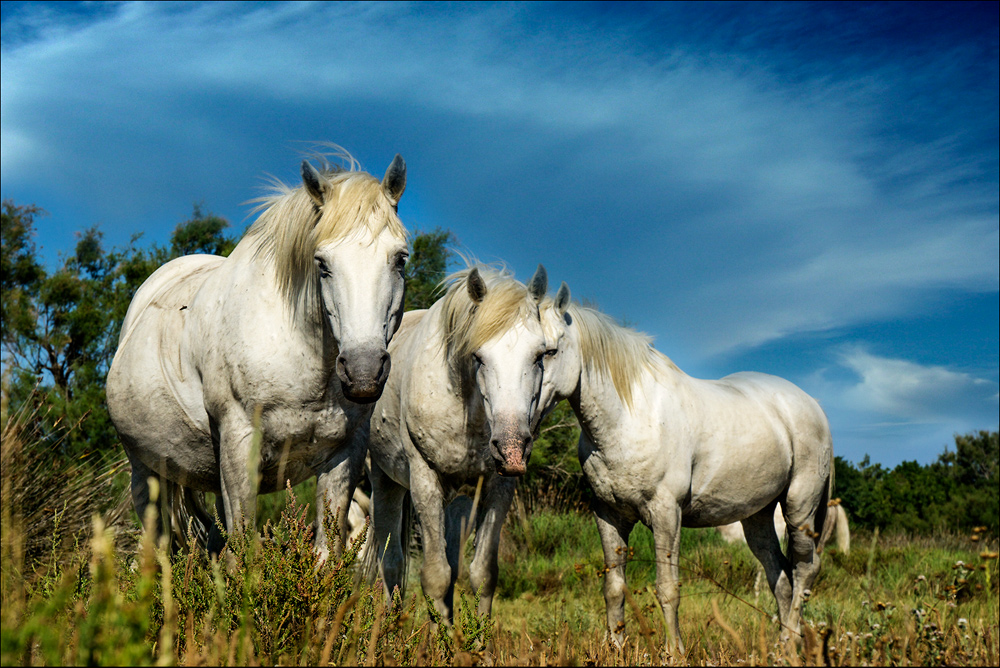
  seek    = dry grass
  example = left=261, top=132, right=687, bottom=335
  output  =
left=3, top=388, right=997, bottom=666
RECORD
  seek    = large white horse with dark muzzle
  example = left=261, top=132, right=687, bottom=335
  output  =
left=107, top=149, right=408, bottom=559
left=536, top=287, right=834, bottom=653
left=361, top=264, right=552, bottom=623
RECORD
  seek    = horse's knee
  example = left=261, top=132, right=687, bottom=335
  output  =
left=421, top=560, right=452, bottom=600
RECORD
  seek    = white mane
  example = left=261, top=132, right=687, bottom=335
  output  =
left=567, top=303, right=678, bottom=409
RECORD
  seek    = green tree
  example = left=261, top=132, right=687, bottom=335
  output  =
left=170, top=203, right=236, bottom=257
left=404, top=228, right=455, bottom=311
left=835, top=431, right=999, bottom=536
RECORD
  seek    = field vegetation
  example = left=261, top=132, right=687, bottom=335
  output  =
left=3, top=392, right=998, bottom=665
left=2, top=199, right=998, bottom=664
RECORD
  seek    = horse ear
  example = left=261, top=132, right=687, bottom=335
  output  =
left=555, top=281, right=571, bottom=315
left=382, top=154, right=406, bottom=206
left=467, top=268, right=487, bottom=304
left=527, top=264, right=547, bottom=302
left=302, top=160, right=324, bottom=206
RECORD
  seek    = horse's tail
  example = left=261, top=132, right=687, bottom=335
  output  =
left=813, top=456, right=834, bottom=553
left=833, top=504, right=850, bottom=554
left=161, top=479, right=215, bottom=551
left=817, top=455, right=847, bottom=554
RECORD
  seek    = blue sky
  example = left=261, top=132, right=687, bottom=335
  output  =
left=2, top=2, right=997, bottom=466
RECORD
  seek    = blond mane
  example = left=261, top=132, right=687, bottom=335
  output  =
left=243, top=149, right=406, bottom=315
left=439, top=264, right=539, bottom=361
left=567, top=303, right=679, bottom=409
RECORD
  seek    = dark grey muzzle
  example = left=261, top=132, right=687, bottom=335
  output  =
left=337, top=344, right=391, bottom=403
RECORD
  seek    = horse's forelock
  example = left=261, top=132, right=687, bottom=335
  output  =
left=442, top=266, right=538, bottom=361
left=246, top=162, right=406, bottom=315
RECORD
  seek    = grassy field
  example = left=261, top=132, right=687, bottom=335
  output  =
left=2, top=407, right=998, bottom=665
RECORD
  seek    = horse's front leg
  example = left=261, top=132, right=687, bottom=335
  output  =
left=315, top=429, right=368, bottom=562
left=408, top=458, right=453, bottom=624
left=593, top=498, right=635, bottom=647
left=647, top=498, right=685, bottom=655
left=126, top=453, right=180, bottom=549
left=371, top=460, right=410, bottom=602
left=215, top=413, right=259, bottom=559
left=467, top=475, right=516, bottom=617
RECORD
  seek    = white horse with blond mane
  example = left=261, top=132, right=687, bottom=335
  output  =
left=360, top=263, right=551, bottom=623
left=536, top=286, right=834, bottom=652
left=107, top=149, right=408, bottom=559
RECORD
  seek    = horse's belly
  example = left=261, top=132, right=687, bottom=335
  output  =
left=108, top=328, right=218, bottom=490
left=683, top=453, right=791, bottom=527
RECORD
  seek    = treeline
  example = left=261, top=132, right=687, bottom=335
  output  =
left=834, top=431, right=999, bottom=536
left=2, top=199, right=997, bottom=538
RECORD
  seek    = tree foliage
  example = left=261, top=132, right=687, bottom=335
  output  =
left=835, top=430, right=999, bottom=536
left=1, top=201, right=237, bottom=458
left=404, top=227, right=455, bottom=311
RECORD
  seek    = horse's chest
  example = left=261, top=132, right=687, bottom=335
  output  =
left=261, top=402, right=356, bottom=456
left=579, top=439, right=654, bottom=520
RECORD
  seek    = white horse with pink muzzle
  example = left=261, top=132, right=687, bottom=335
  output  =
left=361, top=263, right=551, bottom=623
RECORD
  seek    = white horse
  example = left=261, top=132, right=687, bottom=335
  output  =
left=107, top=149, right=409, bottom=559
left=537, top=290, right=834, bottom=652
left=717, top=501, right=850, bottom=556
left=363, top=263, right=551, bottom=623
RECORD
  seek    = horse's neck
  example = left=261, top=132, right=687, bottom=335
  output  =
left=568, top=365, right=631, bottom=447
left=568, top=354, right=687, bottom=451
left=230, top=244, right=334, bottom=359
left=402, top=309, right=489, bottom=456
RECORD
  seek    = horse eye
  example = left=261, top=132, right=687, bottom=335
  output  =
left=314, top=256, right=331, bottom=277
left=473, top=353, right=484, bottom=367
left=395, top=253, right=408, bottom=272
left=545, top=348, right=558, bottom=358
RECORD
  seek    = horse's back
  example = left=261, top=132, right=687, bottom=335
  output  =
left=116, top=254, right=225, bottom=349
left=716, top=372, right=830, bottom=446
left=108, top=254, right=226, bottom=488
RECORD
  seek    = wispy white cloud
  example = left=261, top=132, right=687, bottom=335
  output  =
left=838, top=347, right=998, bottom=423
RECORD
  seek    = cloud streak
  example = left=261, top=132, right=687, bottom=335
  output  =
left=840, top=347, right=998, bottom=423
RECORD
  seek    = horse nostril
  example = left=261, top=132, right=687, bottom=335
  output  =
left=336, top=355, right=351, bottom=382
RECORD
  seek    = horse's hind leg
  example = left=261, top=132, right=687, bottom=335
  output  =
left=592, top=498, right=635, bottom=648
left=444, top=495, right=474, bottom=602
left=781, top=474, right=830, bottom=640
left=128, top=455, right=170, bottom=542
left=370, top=462, right=410, bottom=605
left=742, top=500, right=793, bottom=632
